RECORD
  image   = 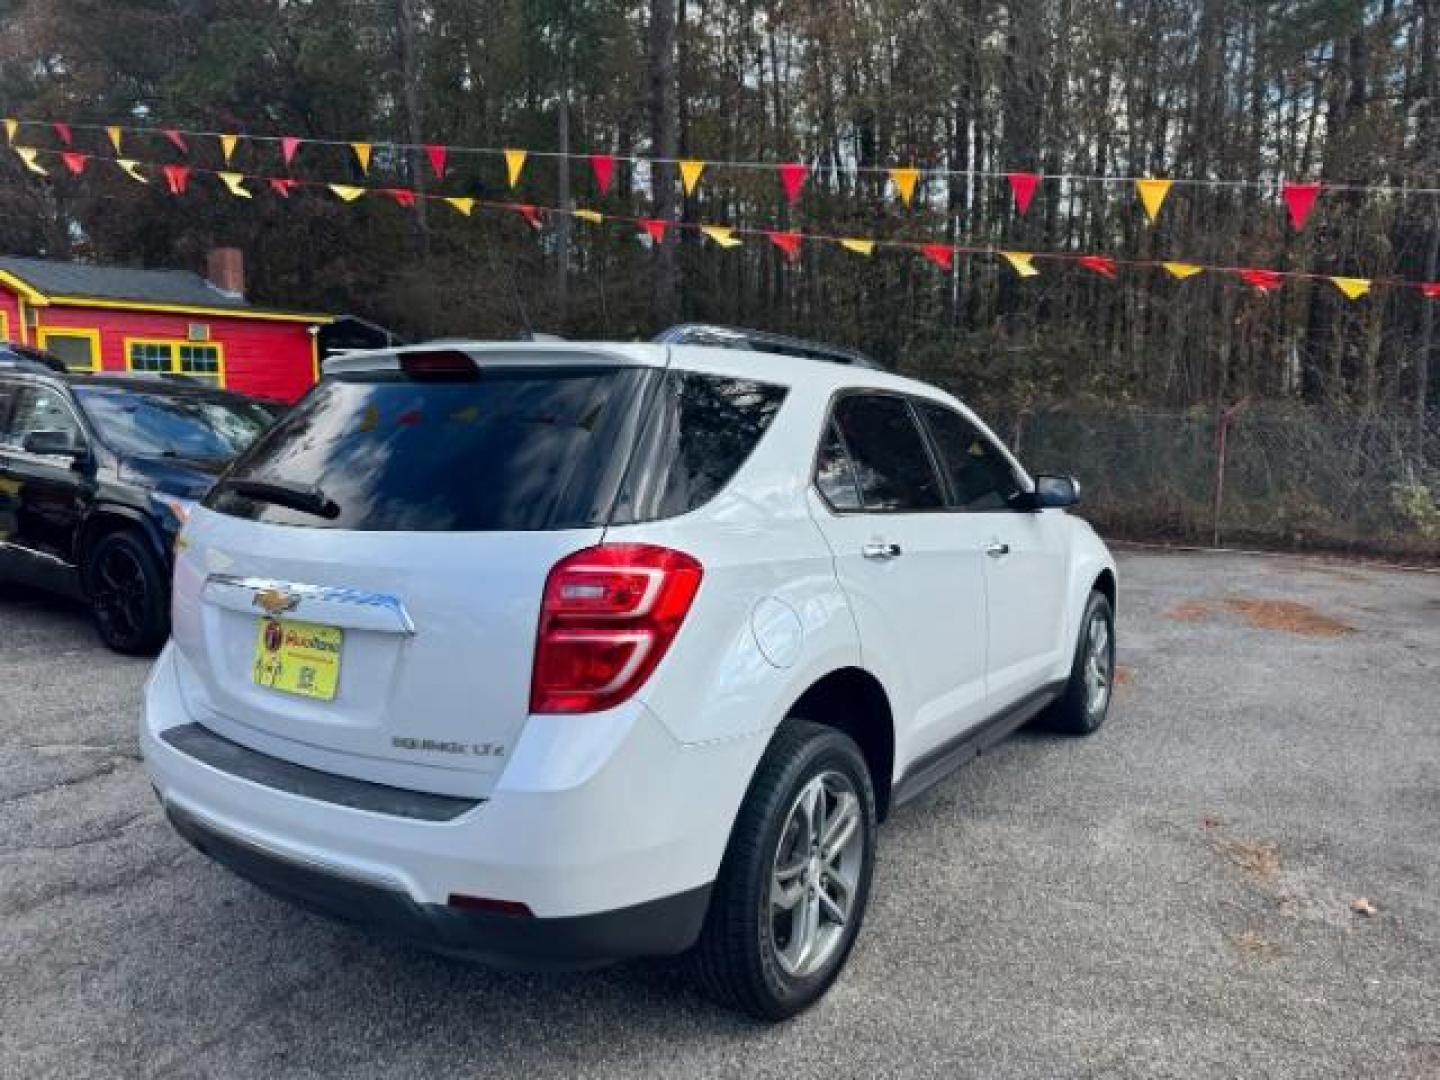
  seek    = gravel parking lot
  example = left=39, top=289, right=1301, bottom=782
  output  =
left=2, top=549, right=1437, bottom=1079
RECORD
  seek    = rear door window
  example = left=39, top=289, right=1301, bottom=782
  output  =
left=208, top=367, right=650, bottom=531
left=608, top=371, right=787, bottom=523
left=830, top=394, right=945, bottom=511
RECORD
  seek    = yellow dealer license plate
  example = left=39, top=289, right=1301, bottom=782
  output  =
left=253, top=617, right=343, bottom=701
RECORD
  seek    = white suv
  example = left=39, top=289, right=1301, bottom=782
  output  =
left=141, top=335, right=1117, bottom=1019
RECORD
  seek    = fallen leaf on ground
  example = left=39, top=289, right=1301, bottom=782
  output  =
left=1222, top=598, right=1354, bottom=637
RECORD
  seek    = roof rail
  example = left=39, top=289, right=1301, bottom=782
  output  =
left=653, top=324, right=880, bottom=369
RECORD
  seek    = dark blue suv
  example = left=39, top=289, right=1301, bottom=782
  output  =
left=0, top=369, right=275, bottom=653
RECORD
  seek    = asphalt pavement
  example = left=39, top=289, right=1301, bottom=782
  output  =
left=1, top=549, right=1437, bottom=1079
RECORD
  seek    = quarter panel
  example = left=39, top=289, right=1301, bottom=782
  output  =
left=607, top=376, right=866, bottom=746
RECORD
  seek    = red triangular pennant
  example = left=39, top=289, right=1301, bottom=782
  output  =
left=516, top=204, right=543, bottom=230
left=778, top=162, right=809, bottom=204
left=163, top=128, right=188, bottom=154
left=1008, top=172, right=1040, bottom=214
left=60, top=152, right=87, bottom=176
left=589, top=154, right=615, bottom=196
left=920, top=244, right=954, bottom=272
left=1282, top=182, right=1321, bottom=231
left=53, top=122, right=73, bottom=146
left=162, top=164, right=191, bottom=195
left=268, top=177, right=298, bottom=198
left=1420, top=284, right=1440, bottom=300
left=385, top=188, right=417, bottom=208
left=1239, top=269, right=1284, bottom=293
left=640, top=218, right=669, bottom=243
left=425, top=144, right=447, bottom=179
left=1079, top=255, right=1118, bottom=279
left=281, top=135, right=301, bottom=166
left=768, top=231, right=803, bottom=262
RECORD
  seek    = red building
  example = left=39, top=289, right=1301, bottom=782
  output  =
left=0, top=249, right=332, bottom=403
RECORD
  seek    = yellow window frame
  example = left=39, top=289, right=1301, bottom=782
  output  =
left=0, top=310, right=9, bottom=342
left=37, top=326, right=102, bottom=372
left=123, top=337, right=227, bottom=388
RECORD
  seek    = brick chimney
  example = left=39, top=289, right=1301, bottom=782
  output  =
left=206, top=247, right=245, bottom=298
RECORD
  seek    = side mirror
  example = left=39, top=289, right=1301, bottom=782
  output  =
left=21, top=428, right=77, bottom=457
left=1031, top=474, right=1081, bottom=509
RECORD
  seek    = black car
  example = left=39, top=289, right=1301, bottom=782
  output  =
left=0, top=371, right=276, bottom=653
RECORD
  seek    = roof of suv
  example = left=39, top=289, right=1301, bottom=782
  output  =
left=326, top=340, right=950, bottom=403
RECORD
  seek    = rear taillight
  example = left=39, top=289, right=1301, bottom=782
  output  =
left=530, top=544, right=703, bottom=714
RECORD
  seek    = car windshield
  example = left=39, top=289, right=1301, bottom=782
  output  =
left=75, top=386, right=274, bottom=462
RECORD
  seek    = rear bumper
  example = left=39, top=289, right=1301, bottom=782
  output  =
left=141, top=644, right=767, bottom=967
left=164, top=799, right=710, bottom=969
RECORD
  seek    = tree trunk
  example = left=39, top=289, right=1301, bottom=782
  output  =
left=555, top=9, right=572, bottom=331
left=396, top=0, right=428, bottom=257
left=647, top=0, right=680, bottom=330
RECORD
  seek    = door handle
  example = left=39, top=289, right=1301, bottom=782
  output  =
left=985, top=541, right=1011, bottom=558
left=861, top=541, right=903, bottom=560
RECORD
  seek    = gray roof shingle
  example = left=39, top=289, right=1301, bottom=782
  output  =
left=0, top=255, right=323, bottom=319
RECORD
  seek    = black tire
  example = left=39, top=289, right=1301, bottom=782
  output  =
left=84, top=529, right=169, bottom=655
left=692, top=719, right=877, bottom=1021
left=1041, top=590, right=1115, bottom=735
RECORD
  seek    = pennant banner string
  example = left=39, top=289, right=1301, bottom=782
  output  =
left=5, top=116, right=1440, bottom=196
left=9, top=144, right=1438, bottom=298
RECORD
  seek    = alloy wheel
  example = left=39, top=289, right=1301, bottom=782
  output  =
left=92, top=543, right=148, bottom=644
left=1084, top=611, right=1113, bottom=717
left=768, top=770, right=865, bottom=978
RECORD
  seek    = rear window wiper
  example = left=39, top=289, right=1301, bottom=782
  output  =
left=220, top=478, right=341, bottom=520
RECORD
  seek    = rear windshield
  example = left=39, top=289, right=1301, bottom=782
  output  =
left=208, top=367, right=649, bottom=531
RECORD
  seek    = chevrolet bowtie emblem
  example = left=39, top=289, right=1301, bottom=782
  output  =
left=253, top=588, right=300, bottom=616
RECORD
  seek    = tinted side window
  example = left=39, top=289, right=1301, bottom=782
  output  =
left=815, top=419, right=862, bottom=510
left=610, top=372, right=786, bottom=522
left=916, top=401, right=1024, bottom=510
left=0, top=382, right=15, bottom=437
left=2, top=387, right=82, bottom=452
left=832, top=395, right=944, bottom=511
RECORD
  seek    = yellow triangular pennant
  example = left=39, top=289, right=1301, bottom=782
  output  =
left=504, top=148, right=526, bottom=188
left=328, top=184, right=365, bottom=202
left=680, top=159, right=705, bottom=196
left=1136, top=178, right=1173, bottom=223
left=1163, top=261, right=1202, bottom=280
left=105, top=126, right=123, bottom=153
left=351, top=142, right=372, bottom=173
left=15, top=147, right=46, bottom=175
left=573, top=209, right=605, bottom=224
left=840, top=239, right=876, bottom=256
left=218, top=171, right=251, bottom=198
left=889, top=167, right=920, bottom=207
left=444, top=197, right=474, bottom=216
left=3, top=119, right=17, bottom=144
left=220, top=133, right=239, bottom=164
left=1001, top=251, right=1038, bottom=278
left=1330, top=276, right=1371, bottom=300
left=702, top=226, right=741, bottom=248
left=116, top=159, right=148, bottom=184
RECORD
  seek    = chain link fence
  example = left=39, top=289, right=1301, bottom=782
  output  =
left=976, top=403, right=1440, bottom=562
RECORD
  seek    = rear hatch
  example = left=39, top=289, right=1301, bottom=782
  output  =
left=169, top=348, right=658, bottom=799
